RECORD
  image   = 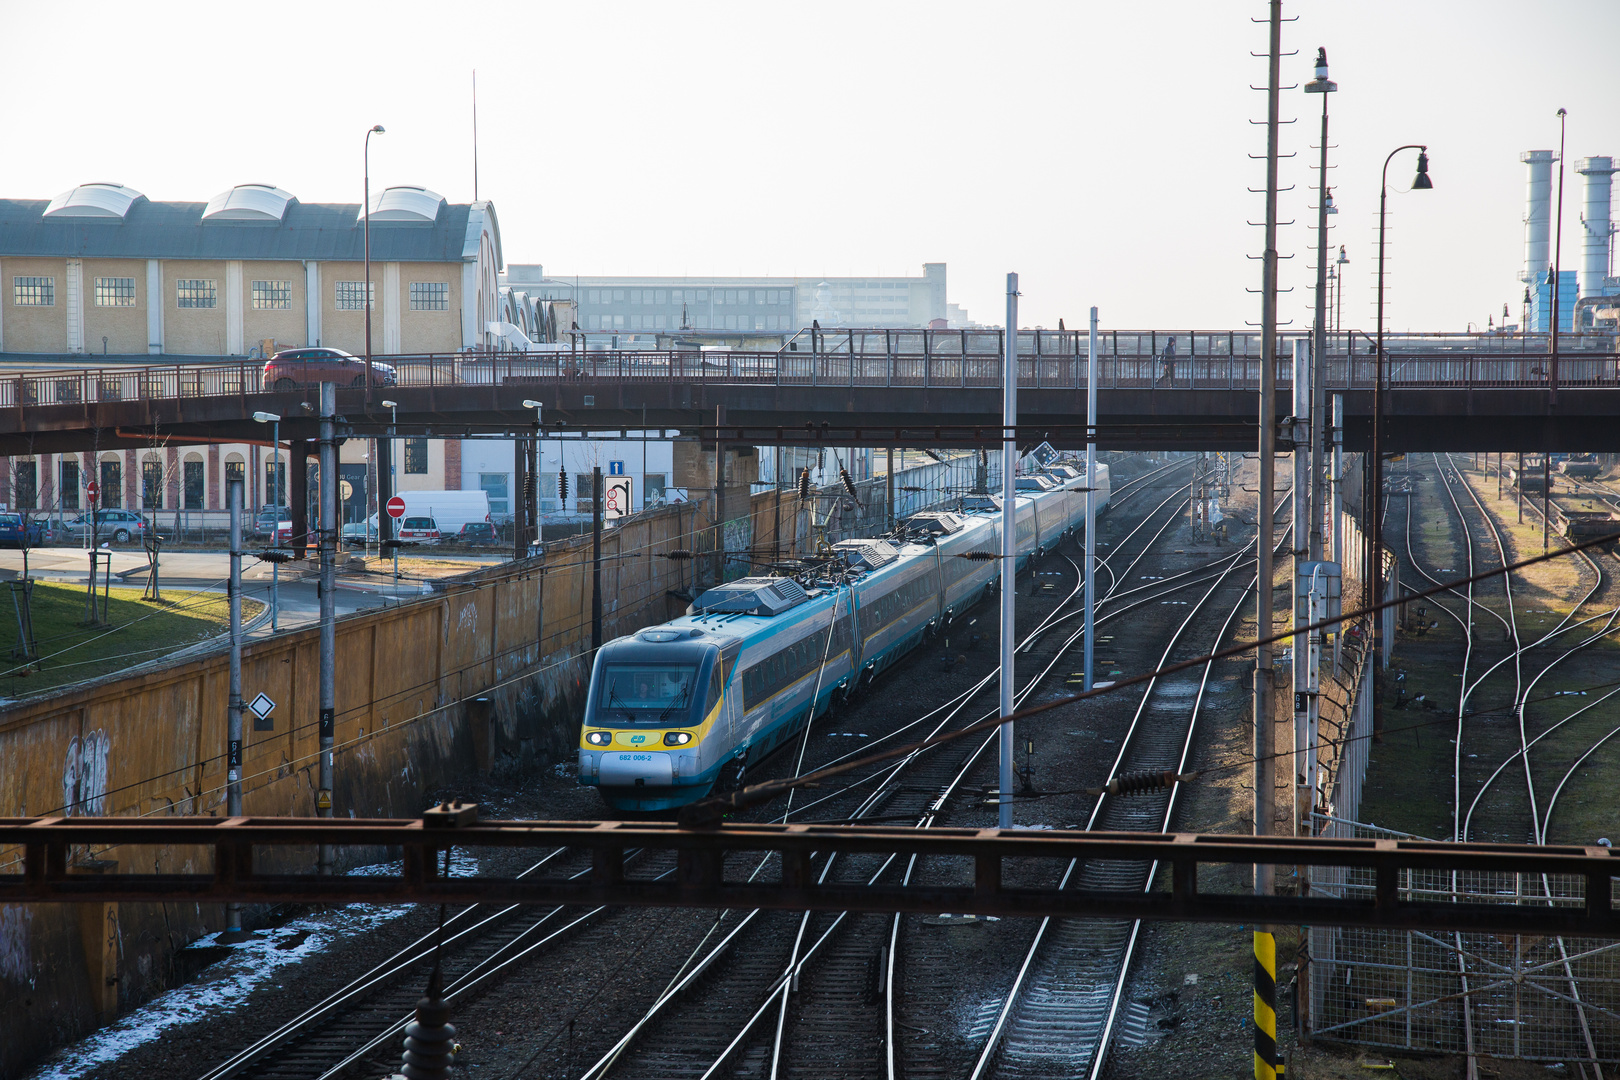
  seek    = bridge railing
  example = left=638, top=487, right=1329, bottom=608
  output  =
left=5, top=340, right=1618, bottom=408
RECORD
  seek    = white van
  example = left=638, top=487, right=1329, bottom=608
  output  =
left=370, top=490, right=491, bottom=537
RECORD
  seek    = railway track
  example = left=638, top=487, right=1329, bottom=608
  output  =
left=563, top=460, right=1250, bottom=1079
left=961, top=498, right=1283, bottom=1080
left=1393, top=454, right=1618, bottom=1074
left=193, top=456, right=1197, bottom=1080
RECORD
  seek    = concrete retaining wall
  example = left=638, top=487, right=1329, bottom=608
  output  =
left=0, top=486, right=812, bottom=1079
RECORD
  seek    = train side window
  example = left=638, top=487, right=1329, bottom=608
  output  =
left=706, top=668, right=724, bottom=716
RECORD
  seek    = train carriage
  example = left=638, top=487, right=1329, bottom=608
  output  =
left=578, top=462, right=1111, bottom=811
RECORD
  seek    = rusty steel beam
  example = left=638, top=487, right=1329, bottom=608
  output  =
left=4, top=816, right=1618, bottom=935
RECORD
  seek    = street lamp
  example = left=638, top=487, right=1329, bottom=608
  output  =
left=1335, top=245, right=1350, bottom=337
left=364, top=124, right=386, bottom=399
left=1304, top=47, right=1337, bottom=564
left=1371, top=145, right=1433, bottom=730
left=252, top=411, right=282, bottom=630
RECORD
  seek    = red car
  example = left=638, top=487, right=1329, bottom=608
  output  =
left=262, top=348, right=397, bottom=391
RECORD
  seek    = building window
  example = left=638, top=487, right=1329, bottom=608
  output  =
left=645, top=473, right=667, bottom=504
left=12, top=461, right=37, bottom=510
left=479, top=472, right=509, bottom=515
left=13, top=276, right=54, bottom=306
left=574, top=473, right=596, bottom=507
left=265, top=459, right=286, bottom=505
left=100, top=460, right=122, bottom=509
left=61, top=460, right=80, bottom=511
left=404, top=437, right=428, bottom=475
left=335, top=281, right=375, bottom=310
left=142, top=459, right=164, bottom=509
left=409, top=282, right=449, bottom=311
left=587, top=289, right=601, bottom=304
left=252, top=280, right=293, bottom=309
left=176, top=279, right=217, bottom=308
left=94, top=277, right=137, bottom=307
left=183, top=460, right=204, bottom=510
left=225, top=457, right=245, bottom=488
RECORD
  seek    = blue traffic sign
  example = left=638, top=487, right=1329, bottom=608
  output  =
left=609, top=461, right=625, bottom=476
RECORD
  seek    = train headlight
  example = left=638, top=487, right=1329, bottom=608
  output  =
left=585, top=730, right=612, bottom=746
left=664, top=731, right=694, bottom=746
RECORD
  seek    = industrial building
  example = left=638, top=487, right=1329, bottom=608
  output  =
left=0, top=181, right=502, bottom=357
left=1519, top=150, right=1618, bottom=331
left=502, top=263, right=966, bottom=334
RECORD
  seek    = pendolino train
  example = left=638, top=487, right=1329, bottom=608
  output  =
left=577, top=461, right=1112, bottom=811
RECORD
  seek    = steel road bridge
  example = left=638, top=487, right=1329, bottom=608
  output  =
left=4, top=327, right=1617, bottom=455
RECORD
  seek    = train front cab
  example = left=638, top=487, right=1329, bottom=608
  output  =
left=578, top=627, right=742, bottom=812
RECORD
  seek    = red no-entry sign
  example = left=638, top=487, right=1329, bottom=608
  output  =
left=86, top=480, right=100, bottom=501
left=386, top=496, right=407, bottom=519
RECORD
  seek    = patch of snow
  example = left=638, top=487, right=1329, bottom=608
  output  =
left=25, top=852, right=475, bottom=1080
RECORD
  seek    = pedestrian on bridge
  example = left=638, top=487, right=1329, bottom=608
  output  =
left=1153, top=337, right=1177, bottom=388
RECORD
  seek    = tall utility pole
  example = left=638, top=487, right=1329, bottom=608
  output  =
left=1291, top=339, right=1311, bottom=838
left=1305, top=47, right=1336, bottom=564
left=998, top=272, right=1019, bottom=830
left=1083, top=307, right=1099, bottom=692
left=317, top=382, right=337, bottom=875
left=1253, top=5, right=1285, bottom=1078
left=591, top=466, right=603, bottom=652
left=225, top=478, right=245, bottom=938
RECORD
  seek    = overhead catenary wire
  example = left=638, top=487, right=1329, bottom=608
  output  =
left=680, top=526, right=1620, bottom=826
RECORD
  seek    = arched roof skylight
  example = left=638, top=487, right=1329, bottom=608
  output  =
left=361, top=185, right=445, bottom=224
left=202, top=184, right=296, bottom=222
left=43, top=183, right=146, bottom=220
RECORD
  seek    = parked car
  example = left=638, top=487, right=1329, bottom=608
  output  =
left=66, top=509, right=149, bottom=544
left=262, top=348, right=397, bottom=391
left=450, top=521, right=495, bottom=545
left=341, top=521, right=380, bottom=548
left=396, top=516, right=440, bottom=545
left=0, top=513, right=44, bottom=548
left=256, top=505, right=292, bottom=541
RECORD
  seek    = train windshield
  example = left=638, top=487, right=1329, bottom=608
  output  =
left=595, top=662, right=702, bottom=724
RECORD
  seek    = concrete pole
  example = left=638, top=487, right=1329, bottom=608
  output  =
left=1331, top=394, right=1344, bottom=673
left=1254, top=7, right=1284, bottom=1073
left=1084, top=307, right=1099, bottom=692
left=317, top=382, right=337, bottom=875
left=1292, top=340, right=1311, bottom=837
left=1255, top=0, right=1282, bottom=904
left=592, top=466, right=603, bottom=653
left=887, top=447, right=895, bottom=533
left=998, top=272, right=1019, bottom=830
left=226, top=478, right=244, bottom=935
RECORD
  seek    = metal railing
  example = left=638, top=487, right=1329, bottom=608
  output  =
left=4, top=330, right=1616, bottom=410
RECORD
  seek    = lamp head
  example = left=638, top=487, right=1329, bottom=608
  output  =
left=1413, top=150, right=1433, bottom=190
left=1337, top=244, right=1349, bottom=265
left=1304, top=47, right=1336, bottom=93
left=522, top=399, right=543, bottom=410
left=371, top=124, right=386, bottom=134
left=252, top=411, right=280, bottom=423
left=1324, top=188, right=1338, bottom=215
left=381, top=399, right=398, bottom=409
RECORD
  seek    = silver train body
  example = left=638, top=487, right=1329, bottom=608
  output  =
left=577, top=463, right=1112, bottom=811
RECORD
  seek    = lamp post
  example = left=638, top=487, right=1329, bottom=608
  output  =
left=364, top=124, right=386, bottom=399
left=1304, top=47, right=1337, bottom=565
left=382, top=399, right=399, bottom=582
left=1371, top=145, right=1433, bottom=739
left=252, top=411, right=282, bottom=630
left=1334, top=245, right=1349, bottom=337
left=1550, top=108, right=1567, bottom=400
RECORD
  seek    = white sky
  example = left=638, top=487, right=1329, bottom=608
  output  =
left=4, top=0, right=1617, bottom=333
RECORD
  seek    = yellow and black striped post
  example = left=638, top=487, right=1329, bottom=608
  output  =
left=1254, top=930, right=1282, bottom=1079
